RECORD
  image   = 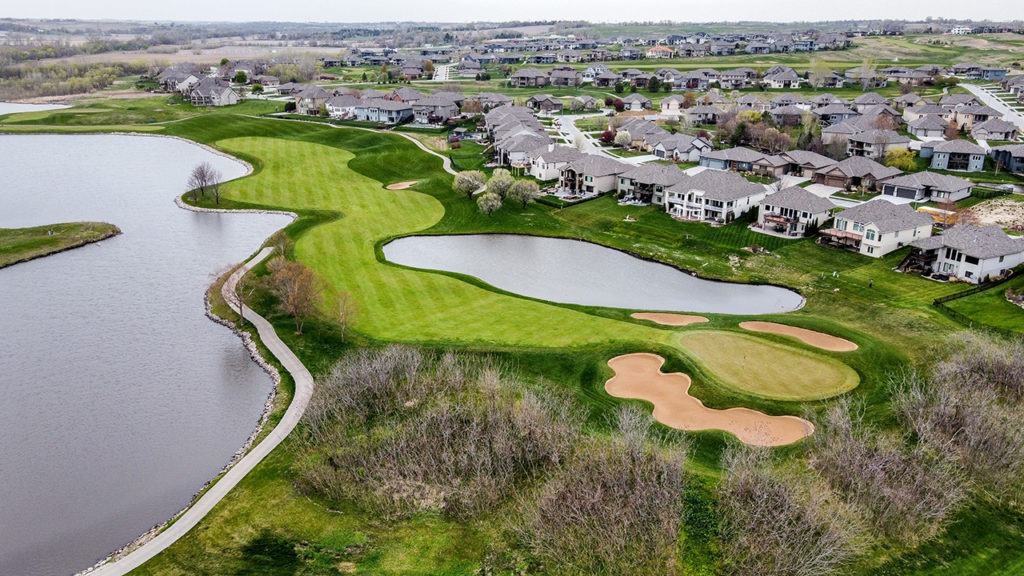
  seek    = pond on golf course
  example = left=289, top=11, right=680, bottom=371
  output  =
left=383, top=234, right=804, bottom=315
left=0, top=133, right=292, bottom=576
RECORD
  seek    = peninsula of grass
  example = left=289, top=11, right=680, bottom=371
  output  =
left=0, top=221, right=120, bottom=269
left=9, top=106, right=1023, bottom=575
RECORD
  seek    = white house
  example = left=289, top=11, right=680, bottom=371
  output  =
left=652, top=134, right=713, bottom=163
left=756, top=186, right=837, bottom=237
left=326, top=94, right=360, bottom=118
left=879, top=172, right=973, bottom=203
left=664, top=169, right=768, bottom=223
left=910, top=225, right=1024, bottom=283
left=527, top=144, right=584, bottom=181
left=616, top=163, right=687, bottom=204
left=820, top=200, right=934, bottom=257
left=559, top=155, right=630, bottom=195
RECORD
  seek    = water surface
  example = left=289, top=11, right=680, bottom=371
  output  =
left=384, top=234, right=803, bottom=315
left=0, top=134, right=292, bottom=576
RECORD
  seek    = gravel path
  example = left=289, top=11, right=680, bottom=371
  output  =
left=85, top=246, right=314, bottom=576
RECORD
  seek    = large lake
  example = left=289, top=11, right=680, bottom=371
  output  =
left=384, top=234, right=804, bottom=314
left=0, top=133, right=292, bottom=575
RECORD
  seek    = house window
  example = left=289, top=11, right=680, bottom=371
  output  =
left=865, top=230, right=876, bottom=241
left=852, top=222, right=865, bottom=232
left=1000, top=255, right=1005, bottom=263
left=867, top=246, right=875, bottom=254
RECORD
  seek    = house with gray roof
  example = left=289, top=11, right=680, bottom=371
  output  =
left=389, top=87, right=423, bottom=103
left=880, top=171, right=973, bottom=203
left=922, top=140, right=987, bottom=172
left=700, top=146, right=775, bottom=173
left=470, top=92, right=513, bottom=111
left=814, top=156, right=902, bottom=190
left=525, top=94, right=563, bottom=114
left=412, top=94, right=461, bottom=124
left=820, top=200, right=934, bottom=257
left=907, top=115, right=950, bottom=139
left=779, top=150, right=837, bottom=178
left=189, top=77, right=239, bottom=107
left=559, top=155, right=630, bottom=195
left=847, top=129, right=910, bottom=160
left=971, top=118, right=1018, bottom=141
left=549, top=67, right=582, bottom=87
left=326, top=94, right=361, bottom=119
left=527, top=144, right=584, bottom=181
left=683, top=104, right=724, bottom=125
left=663, top=169, right=769, bottom=223
left=732, top=94, right=770, bottom=113
left=770, top=93, right=811, bottom=110
left=294, top=85, right=330, bottom=115
left=757, top=186, right=837, bottom=237
left=893, top=93, right=933, bottom=110
left=910, top=225, right=1024, bottom=282
left=621, top=93, right=653, bottom=111
left=652, top=134, right=713, bottom=163
left=762, top=68, right=803, bottom=89
left=851, top=92, right=889, bottom=112
left=769, top=105, right=809, bottom=126
left=617, top=163, right=687, bottom=204
left=509, top=67, right=550, bottom=87
left=991, top=144, right=1024, bottom=173
left=354, top=98, right=414, bottom=125
left=813, top=103, right=860, bottom=127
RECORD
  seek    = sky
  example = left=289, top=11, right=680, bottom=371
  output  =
left=3, top=0, right=1020, bottom=25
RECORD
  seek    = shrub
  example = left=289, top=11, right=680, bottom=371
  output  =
left=517, top=407, right=685, bottom=575
left=718, top=447, right=866, bottom=576
left=299, top=347, right=583, bottom=519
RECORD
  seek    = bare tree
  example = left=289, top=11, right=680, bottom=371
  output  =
left=232, top=268, right=258, bottom=325
left=944, top=119, right=961, bottom=141
left=265, top=257, right=324, bottom=334
left=335, top=290, right=357, bottom=342
left=453, top=170, right=486, bottom=199
left=186, top=161, right=223, bottom=204
left=718, top=446, right=866, bottom=576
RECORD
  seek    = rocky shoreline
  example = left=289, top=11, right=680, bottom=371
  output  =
left=78, top=197, right=296, bottom=576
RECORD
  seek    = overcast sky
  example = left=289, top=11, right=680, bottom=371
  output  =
left=3, top=0, right=1021, bottom=25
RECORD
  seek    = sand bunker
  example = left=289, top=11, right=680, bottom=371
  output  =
left=967, top=198, right=1024, bottom=230
left=739, top=322, right=858, bottom=352
left=605, top=353, right=814, bottom=447
left=631, top=312, right=710, bottom=326
left=386, top=181, right=418, bottom=190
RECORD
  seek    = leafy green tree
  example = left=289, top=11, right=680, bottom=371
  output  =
left=883, top=148, right=917, bottom=171
left=251, top=83, right=264, bottom=95
left=647, top=76, right=661, bottom=93
left=233, top=71, right=248, bottom=84
left=508, top=179, right=540, bottom=208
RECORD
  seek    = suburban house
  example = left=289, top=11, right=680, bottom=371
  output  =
left=412, top=94, right=461, bottom=124
left=909, top=225, right=1024, bottom=283
left=617, top=163, right=687, bottom=204
left=733, top=94, right=770, bottom=113
left=295, top=85, right=331, bottom=115
left=509, top=68, right=550, bottom=87
left=971, top=118, right=1018, bottom=141
left=189, top=77, right=239, bottom=107
left=949, top=104, right=1001, bottom=130
left=762, top=67, right=803, bottom=89
left=663, top=169, right=768, bottom=223
left=718, top=68, right=756, bottom=89
left=549, top=67, right=582, bottom=87
left=846, top=129, right=911, bottom=160
left=845, top=67, right=887, bottom=89
left=527, top=144, right=584, bottom=181
left=470, top=92, right=513, bottom=111
left=388, top=87, right=423, bottom=103
left=525, top=94, right=564, bottom=114
left=494, top=132, right=551, bottom=167
left=559, top=155, right=630, bottom=195
left=660, top=95, right=686, bottom=116
left=594, top=71, right=623, bottom=88
left=159, top=68, right=200, bottom=93
left=814, top=156, right=902, bottom=190
left=354, top=99, right=414, bottom=125
left=893, top=93, right=933, bottom=110
left=325, top=94, right=361, bottom=118
left=851, top=92, right=889, bottom=112
left=813, top=103, right=860, bottom=126
left=991, top=144, right=1024, bottom=173
left=921, top=140, right=987, bottom=172
left=879, top=171, right=974, bottom=203
left=907, top=115, right=950, bottom=139
left=646, top=45, right=677, bottom=59
left=770, top=93, right=811, bottom=110
left=652, top=134, right=713, bottom=163
left=756, top=186, right=836, bottom=237
left=621, top=93, right=653, bottom=111
left=939, top=93, right=979, bottom=109
left=700, top=146, right=771, bottom=172
left=819, top=200, right=934, bottom=257
left=770, top=104, right=812, bottom=126
left=684, top=104, right=723, bottom=125
left=779, top=150, right=837, bottom=178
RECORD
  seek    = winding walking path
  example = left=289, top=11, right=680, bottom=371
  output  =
left=86, top=246, right=314, bottom=576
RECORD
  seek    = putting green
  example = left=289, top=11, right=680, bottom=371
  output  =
left=677, top=331, right=860, bottom=401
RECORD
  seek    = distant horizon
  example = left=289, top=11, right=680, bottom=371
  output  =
left=1, top=1, right=1021, bottom=28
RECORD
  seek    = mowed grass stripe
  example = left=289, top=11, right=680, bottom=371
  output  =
left=217, top=137, right=663, bottom=348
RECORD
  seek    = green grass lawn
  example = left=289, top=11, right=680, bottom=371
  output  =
left=944, top=275, right=1024, bottom=334
left=7, top=104, right=1022, bottom=575
left=0, top=221, right=120, bottom=268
